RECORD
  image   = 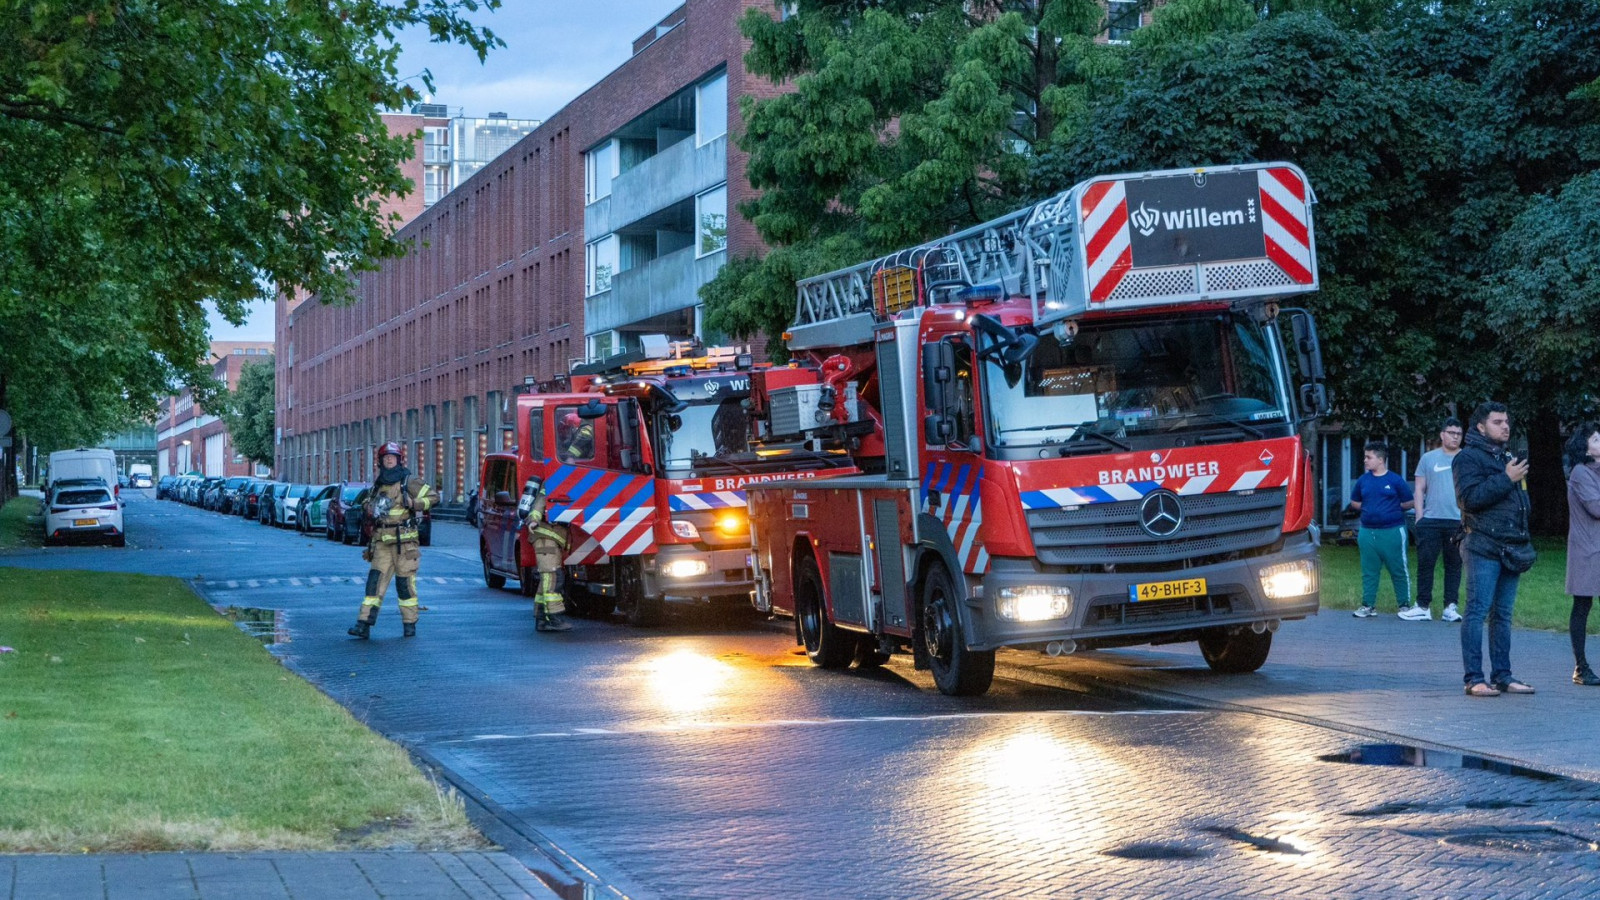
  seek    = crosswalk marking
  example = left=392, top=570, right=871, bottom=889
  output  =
left=201, top=576, right=474, bottom=592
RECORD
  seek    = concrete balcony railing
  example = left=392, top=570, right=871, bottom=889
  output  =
left=585, top=245, right=726, bottom=335
left=585, top=134, right=727, bottom=238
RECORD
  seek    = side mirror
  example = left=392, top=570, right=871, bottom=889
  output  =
left=1287, top=309, right=1325, bottom=381
left=921, top=341, right=954, bottom=411
left=1299, top=383, right=1328, bottom=417
left=924, top=414, right=954, bottom=444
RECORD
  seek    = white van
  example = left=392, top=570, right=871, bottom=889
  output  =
left=47, top=448, right=119, bottom=495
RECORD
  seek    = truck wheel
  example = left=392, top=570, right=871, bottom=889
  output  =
left=1198, top=627, right=1272, bottom=674
left=481, top=549, right=506, bottom=590
left=796, top=555, right=852, bottom=669
left=620, top=559, right=663, bottom=627
left=920, top=562, right=994, bottom=696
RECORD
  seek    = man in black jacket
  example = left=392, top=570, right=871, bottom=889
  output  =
left=1453, top=401, right=1535, bottom=696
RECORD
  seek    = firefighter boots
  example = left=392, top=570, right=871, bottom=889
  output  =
left=347, top=619, right=370, bottom=639
left=535, top=612, right=572, bottom=633
left=403, top=622, right=416, bottom=638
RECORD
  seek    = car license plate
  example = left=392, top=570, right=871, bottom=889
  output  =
left=73, top=518, right=98, bottom=527
left=1130, top=577, right=1207, bottom=603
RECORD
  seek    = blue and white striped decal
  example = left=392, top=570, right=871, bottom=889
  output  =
left=922, top=461, right=988, bottom=574
left=1018, top=469, right=1285, bottom=510
left=668, top=490, right=747, bottom=512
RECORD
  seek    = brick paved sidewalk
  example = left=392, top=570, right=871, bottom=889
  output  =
left=0, top=851, right=561, bottom=900
left=1005, top=607, right=1600, bottom=782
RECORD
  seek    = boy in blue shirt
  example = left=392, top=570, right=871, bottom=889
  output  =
left=1350, top=440, right=1417, bottom=617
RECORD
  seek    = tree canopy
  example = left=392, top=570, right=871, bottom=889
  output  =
left=708, top=0, right=1600, bottom=452
left=222, top=357, right=276, bottom=467
left=0, top=0, right=502, bottom=450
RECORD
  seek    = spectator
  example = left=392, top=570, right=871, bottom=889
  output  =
left=1412, top=417, right=1466, bottom=622
left=1454, top=401, right=1535, bottom=697
left=1564, top=423, right=1600, bottom=686
left=1349, top=440, right=1416, bottom=619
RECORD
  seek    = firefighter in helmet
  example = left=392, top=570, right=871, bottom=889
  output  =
left=347, top=441, right=435, bottom=639
left=520, top=473, right=573, bottom=632
left=558, top=411, right=595, bottom=462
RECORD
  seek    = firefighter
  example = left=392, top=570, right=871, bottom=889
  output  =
left=520, top=474, right=573, bottom=632
left=559, top=412, right=595, bottom=462
left=347, top=441, right=435, bottom=639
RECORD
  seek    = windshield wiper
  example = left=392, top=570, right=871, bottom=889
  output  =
left=1001, top=420, right=1132, bottom=452
left=1176, top=413, right=1266, bottom=440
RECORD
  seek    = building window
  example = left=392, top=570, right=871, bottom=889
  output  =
left=424, top=126, right=450, bottom=164
left=586, top=235, right=618, bottom=295
left=696, top=185, right=727, bottom=257
left=585, top=140, right=617, bottom=204
left=424, top=167, right=449, bottom=206
left=1107, top=1, right=1142, bottom=42
left=696, top=72, right=727, bottom=146
left=587, top=330, right=618, bottom=361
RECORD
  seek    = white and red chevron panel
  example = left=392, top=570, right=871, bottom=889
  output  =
left=1258, top=166, right=1313, bottom=285
left=544, top=464, right=658, bottom=565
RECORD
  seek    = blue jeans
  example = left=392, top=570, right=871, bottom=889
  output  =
left=1461, top=546, right=1520, bottom=686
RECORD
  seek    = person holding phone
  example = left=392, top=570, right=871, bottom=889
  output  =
left=1454, top=402, right=1535, bottom=697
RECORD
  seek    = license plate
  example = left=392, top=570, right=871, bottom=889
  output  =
left=73, top=518, right=98, bottom=527
left=1130, top=577, right=1207, bottom=603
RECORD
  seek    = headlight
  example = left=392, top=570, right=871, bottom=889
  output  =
left=996, top=585, right=1073, bottom=622
left=669, top=520, right=700, bottom=540
left=1259, top=559, right=1318, bottom=600
left=715, top=512, right=748, bottom=536
left=662, top=559, right=710, bottom=579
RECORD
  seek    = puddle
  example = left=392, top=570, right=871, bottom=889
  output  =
left=1102, top=842, right=1210, bottom=860
left=1443, top=828, right=1597, bottom=854
left=1319, top=744, right=1563, bottom=782
left=218, top=606, right=289, bottom=645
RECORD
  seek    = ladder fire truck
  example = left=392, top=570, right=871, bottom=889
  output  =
left=479, top=339, right=849, bottom=625
left=744, top=162, right=1329, bottom=695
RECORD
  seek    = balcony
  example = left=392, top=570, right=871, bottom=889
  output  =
left=586, top=134, right=726, bottom=239
left=586, top=245, right=726, bottom=334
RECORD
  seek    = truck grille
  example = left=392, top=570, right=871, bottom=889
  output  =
left=1026, top=488, right=1285, bottom=568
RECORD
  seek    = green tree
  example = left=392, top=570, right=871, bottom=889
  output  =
left=0, top=0, right=502, bottom=449
left=222, top=358, right=276, bottom=467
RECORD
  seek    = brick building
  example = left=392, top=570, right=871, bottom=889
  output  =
left=156, top=342, right=275, bottom=477
left=276, top=0, right=784, bottom=500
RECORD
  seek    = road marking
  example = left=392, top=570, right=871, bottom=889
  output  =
left=289, top=578, right=303, bottom=586
left=442, top=709, right=1207, bottom=743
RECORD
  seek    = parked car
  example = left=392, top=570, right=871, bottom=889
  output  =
left=117, top=472, right=131, bottom=489
left=217, top=476, right=250, bottom=513
left=257, top=482, right=288, bottom=525
left=129, top=464, right=154, bottom=489
left=203, top=477, right=230, bottom=510
left=156, top=475, right=178, bottom=499
left=240, top=480, right=268, bottom=519
left=298, top=484, right=339, bottom=534
left=43, top=478, right=125, bottom=547
left=275, top=483, right=312, bottom=528
left=327, top=482, right=369, bottom=544
left=46, top=448, right=118, bottom=496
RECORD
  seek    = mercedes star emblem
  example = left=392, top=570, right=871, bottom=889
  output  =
left=1139, top=490, right=1184, bottom=538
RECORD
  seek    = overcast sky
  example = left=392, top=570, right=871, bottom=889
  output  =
left=209, top=0, right=685, bottom=342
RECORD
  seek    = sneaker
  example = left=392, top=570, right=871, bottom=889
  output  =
left=1353, top=605, right=1377, bottom=618
left=1397, top=605, right=1433, bottom=621
left=1441, top=603, right=1462, bottom=623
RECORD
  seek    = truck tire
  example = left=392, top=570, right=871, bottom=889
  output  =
left=481, top=548, right=506, bottom=590
left=1198, top=627, right=1272, bottom=674
left=620, top=558, right=664, bottom=627
left=920, top=562, right=994, bottom=696
left=796, top=555, right=852, bottom=669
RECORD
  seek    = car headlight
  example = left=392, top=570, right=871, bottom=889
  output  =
left=662, top=559, right=709, bottom=579
left=996, top=585, right=1074, bottom=622
left=670, top=520, right=700, bottom=540
left=1259, top=559, right=1318, bottom=600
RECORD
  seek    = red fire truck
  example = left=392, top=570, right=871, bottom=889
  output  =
left=745, top=162, right=1329, bottom=695
left=478, top=341, right=848, bottom=625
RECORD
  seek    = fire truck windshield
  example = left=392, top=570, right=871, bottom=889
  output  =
left=983, top=312, right=1290, bottom=449
left=655, top=396, right=750, bottom=473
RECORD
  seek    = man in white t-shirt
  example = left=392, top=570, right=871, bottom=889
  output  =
left=1411, top=417, right=1465, bottom=622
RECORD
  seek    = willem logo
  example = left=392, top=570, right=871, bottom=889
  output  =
left=1129, top=200, right=1258, bottom=238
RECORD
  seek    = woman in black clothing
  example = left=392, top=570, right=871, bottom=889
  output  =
left=1564, top=423, right=1600, bottom=686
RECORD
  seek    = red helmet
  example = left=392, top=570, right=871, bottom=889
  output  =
left=563, top=413, right=582, bottom=429
left=377, top=441, right=404, bottom=460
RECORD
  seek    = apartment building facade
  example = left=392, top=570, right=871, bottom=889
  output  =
left=276, top=0, right=781, bottom=500
left=155, top=342, right=275, bottom=477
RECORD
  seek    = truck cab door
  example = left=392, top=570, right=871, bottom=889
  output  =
left=544, top=400, right=658, bottom=564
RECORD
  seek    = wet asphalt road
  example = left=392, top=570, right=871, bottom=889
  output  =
left=8, top=492, right=1600, bottom=899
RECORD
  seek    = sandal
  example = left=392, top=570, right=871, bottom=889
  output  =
left=1464, top=682, right=1501, bottom=697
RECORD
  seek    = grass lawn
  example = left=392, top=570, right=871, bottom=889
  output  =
left=0, top=494, right=43, bottom=550
left=0, top=565, right=487, bottom=853
left=1317, top=538, right=1586, bottom=633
